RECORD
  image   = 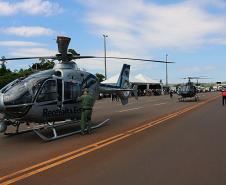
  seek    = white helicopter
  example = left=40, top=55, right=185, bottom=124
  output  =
left=0, top=36, right=172, bottom=141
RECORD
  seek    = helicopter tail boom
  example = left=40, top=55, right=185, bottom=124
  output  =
left=100, top=64, right=135, bottom=105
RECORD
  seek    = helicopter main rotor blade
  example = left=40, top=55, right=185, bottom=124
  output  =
left=1, top=54, right=174, bottom=63
left=182, top=76, right=210, bottom=80
left=0, top=56, right=56, bottom=61
left=73, top=56, right=174, bottom=63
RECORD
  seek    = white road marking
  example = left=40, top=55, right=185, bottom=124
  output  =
left=146, top=99, right=160, bottom=103
left=95, top=100, right=110, bottom=105
left=95, top=97, right=169, bottom=109
left=127, top=101, right=139, bottom=105
left=154, top=102, right=167, bottom=106
left=117, top=107, right=144, bottom=113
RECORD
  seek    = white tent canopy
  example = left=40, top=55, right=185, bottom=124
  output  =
left=102, top=73, right=159, bottom=84
left=102, top=75, right=119, bottom=84
left=130, top=74, right=159, bottom=84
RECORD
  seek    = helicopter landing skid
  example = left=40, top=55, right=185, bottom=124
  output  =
left=178, top=95, right=199, bottom=102
left=178, top=97, right=184, bottom=102
left=4, top=123, right=43, bottom=136
left=195, top=95, right=199, bottom=101
left=33, top=118, right=110, bottom=141
left=4, top=127, right=34, bottom=136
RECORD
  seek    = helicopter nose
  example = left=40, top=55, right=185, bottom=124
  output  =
left=0, top=93, right=5, bottom=112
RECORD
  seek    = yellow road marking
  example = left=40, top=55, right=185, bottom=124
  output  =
left=0, top=95, right=219, bottom=185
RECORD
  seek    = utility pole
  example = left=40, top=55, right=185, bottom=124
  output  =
left=165, top=53, right=168, bottom=87
left=103, top=34, right=108, bottom=79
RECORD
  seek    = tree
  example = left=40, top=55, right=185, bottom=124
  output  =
left=0, top=61, right=11, bottom=76
left=68, top=49, right=80, bottom=56
left=0, top=58, right=56, bottom=88
left=95, top=73, right=105, bottom=82
left=32, top=58, right=55, bottom=71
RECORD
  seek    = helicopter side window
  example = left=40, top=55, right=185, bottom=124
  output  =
left=37, top=80, right=57, bottom=102
left=57, top=79, right=62, bottom=102
left=73, top=83, right=81, bottom=98
left=64, top=82, right=73, bottom=100
left=64, top=82, right=80, bottom=101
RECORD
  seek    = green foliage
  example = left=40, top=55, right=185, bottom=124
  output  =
left=0, top=68, right=34, bottom=88
left=0, top=59, right=55, bottom=88
left=0, top=73, right=19, bottom=88
left=31, top=58, right=55, bottom=71
left=95, top=73, right=105, bottom=82
left=0, top=62, right=11, bottom=76
left=68, top=49, right=80, bottom=56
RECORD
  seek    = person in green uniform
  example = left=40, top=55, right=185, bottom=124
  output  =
left=78, top=88, right=94, bottom=135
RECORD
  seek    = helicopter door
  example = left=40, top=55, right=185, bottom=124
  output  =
left=36, top=79, right=58, bottom=103
left=28, top=79, right=60, bottom=122
left=63, top=81, right=81, bottom=120
left=57, top=79, right=63, bottom=108
left=64, top=81, right=81, bottom=103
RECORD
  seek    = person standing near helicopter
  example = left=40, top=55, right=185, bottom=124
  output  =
left=169, top=90, right=173, bottom=99
left=222, top=88, right=226, bottom=106
left=78, top=88, right=94, bottom=134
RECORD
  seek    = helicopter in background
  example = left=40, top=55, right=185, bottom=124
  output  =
left=0, top=36, right=172, bottom=141
left=178, top=76, right=208, bottom=102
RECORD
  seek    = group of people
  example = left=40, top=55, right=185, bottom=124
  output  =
left=111, top=93, right=119, bottom=101
left=144, top=89, right=162, bottom=96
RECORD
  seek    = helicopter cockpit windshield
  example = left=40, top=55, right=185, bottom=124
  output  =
left=3, top=77, right=47, bottom=106
left=180, top=84, right=196, bottom=94
left=1, top=70, right=55, bottom=107
left=180, top=85, right=190, bottom=93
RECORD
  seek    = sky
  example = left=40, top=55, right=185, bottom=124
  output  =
left=0, top=0, right=226, bottom=84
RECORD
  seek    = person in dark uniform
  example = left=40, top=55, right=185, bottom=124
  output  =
left=78, top=89, right=94, bottom=134
left=169, top=90, right=173, bottom=98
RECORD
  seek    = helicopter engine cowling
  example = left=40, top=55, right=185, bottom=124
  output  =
left=0, top=120, right=7, bottom=133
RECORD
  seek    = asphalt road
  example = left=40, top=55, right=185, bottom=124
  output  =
left=0, top=92, right=224, bottom=185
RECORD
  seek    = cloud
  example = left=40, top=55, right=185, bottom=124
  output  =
left=1, top=26, right=55, bottom=37
left=75, top=50, right=157, bottom=76
left=9, top=47, right=56, bottom=57
left=79, top=0, right=226, bottom=52
left=208, top=38, right=226, bottom=45
left=0, top=0, right=62, bottom=16
left=0, top=41, right=44, bottom=47
left=187, top=0, right=226, bottom=8
left=178, top=65, right=216, bottom=73
left=72, top=0, right=226, bottom=79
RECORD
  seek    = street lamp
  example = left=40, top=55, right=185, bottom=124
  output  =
left=165, top=53, right=168, bottom=87
left=103, top=34, right=108, bottom=79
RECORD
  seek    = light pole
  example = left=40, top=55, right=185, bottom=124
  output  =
left=103, top=34, right=108, bottom=79
left=165, top=53, right=168, bottom=87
